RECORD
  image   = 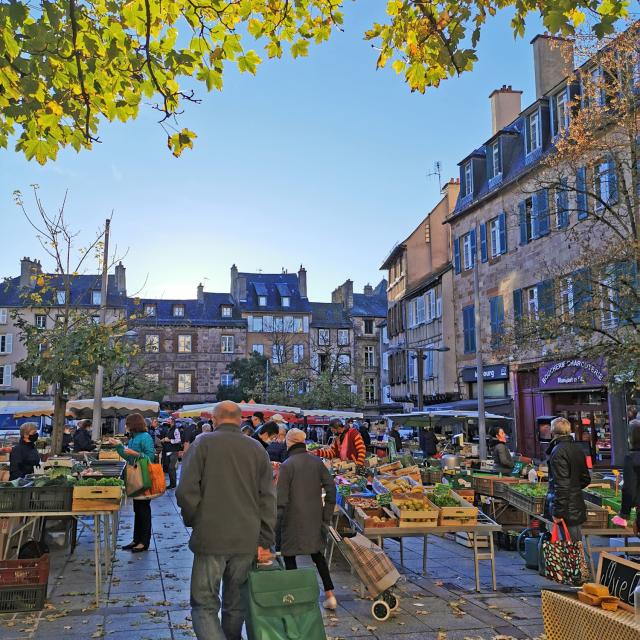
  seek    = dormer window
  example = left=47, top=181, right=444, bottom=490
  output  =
left=56, top=290, right=66, bottom=305
left=281, top=296, right=290, bottom=308
left=144, top=303, right=156, bottom=317
left=258, top=295, right=267, bottom=307
left=173, top=304, right=185, bottom=317
left=526, top=110, right=541, bottom=154
left=92, top=290, right=102, bottom=306
left=221, top=305, right=232, bottom=318
left=463, top=161, right=473, bottom=196
left=551, top=87, right=570, bottom=137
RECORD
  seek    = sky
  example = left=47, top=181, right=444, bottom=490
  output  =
left=0, top=4, right=545, bottom=303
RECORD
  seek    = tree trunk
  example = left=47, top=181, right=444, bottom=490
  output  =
left=51, top=386, right=67, bottom=455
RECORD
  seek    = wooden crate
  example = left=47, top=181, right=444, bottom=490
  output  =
left=455, top=532, right=489, bottom=548
left=505, top=484, right=548, bottom=515
left=353, top=506, right=398, bottom=530
left=378, top=461, right=402, bottom=474
left=491, top=503, right=529, bottom=526
left=73, top=485, right=122, bottom=500
left=391, top=497, right=439, bottom=528
left=98, top=450, right=121, bottom=461
left=72, top=498, right=121, bottom=512
left=456, top=489, right=475, bottom=503
left=427, top=489, right=478, bottom=526
left=583, top=501, right=610, bottom=529
left=391, top=465, right=422, bottom=484
left=471, top=474, right=524, bottom=497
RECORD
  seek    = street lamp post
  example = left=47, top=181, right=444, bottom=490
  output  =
left=411, top=346, right=450, bottom=412
left=473, top=226, right=487, bottom=461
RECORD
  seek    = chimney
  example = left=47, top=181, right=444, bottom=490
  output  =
left=332, top=280, right=354, bottom=310
left=20, top=257, right=41, bottom=289
left=197, top=283, right=204, bottom=304
left=489, top=85, right=523, bottom=135
left=363, top=283, right=373, bottom=296
left=298, top=265, right=307, bottom=298
left=114, top=261, right=126, bottom=295
left=238, top=276, right=247, bottom=302
left=230, top=264, right=238, bottom=299
left=531, top=34, right=573, bottom=100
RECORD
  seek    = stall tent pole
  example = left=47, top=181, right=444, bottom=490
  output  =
left=473, top=230, right=487, bottom=461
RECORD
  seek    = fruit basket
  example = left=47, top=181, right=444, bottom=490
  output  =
left=426, top=485, right=477, bottom=526
left=390, top=495, right=439, bottom=528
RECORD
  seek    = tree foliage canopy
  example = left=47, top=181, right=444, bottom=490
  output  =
left=0, top=0, right=629, bottom=163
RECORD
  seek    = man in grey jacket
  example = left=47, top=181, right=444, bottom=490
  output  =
left=177, top=401, right=276, bottom=640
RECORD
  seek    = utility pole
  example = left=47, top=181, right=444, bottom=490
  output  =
left=473, top=229, right=487, bottom=460
left=92, top=219, right=110, bottom=441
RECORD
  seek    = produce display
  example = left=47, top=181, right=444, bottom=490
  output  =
left=511, top=483, right=548, bottom=497
left=76, top=478, right=124, bottom=487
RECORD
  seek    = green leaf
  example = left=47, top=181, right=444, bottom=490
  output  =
left=237, top=50, right=261, bottom=74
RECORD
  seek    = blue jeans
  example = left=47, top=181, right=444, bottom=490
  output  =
left=190, top=553, right=254, bottom=640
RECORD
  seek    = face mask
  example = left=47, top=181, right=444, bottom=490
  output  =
left=28, top=433, right=39, bottom=443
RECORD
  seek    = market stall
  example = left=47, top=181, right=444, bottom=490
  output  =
left=175, top=401, right=301, bottom=421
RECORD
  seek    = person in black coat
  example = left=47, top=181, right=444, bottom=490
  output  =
left=72, top=419, right=96, bottom=452
left=389, top=424, right=403, bottom=453
left=420, top=427, right=438, bottom=457
left=61, top=425, right=73, bottom=453
left=267, top=425, right=288, bottom=462
left=252, top=421, right=279, bottom=451
left=489, top=426, right=514, bottom=472
left=358, top=421, right=371, bottom=448
left=612, top=419, right=640, bottom=531
left=9, top=423, right=41, bottom=480
left=544, top=417, right=591, bottom=541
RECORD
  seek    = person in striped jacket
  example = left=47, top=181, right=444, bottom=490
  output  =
left=313, top=418, right=366, bottom=466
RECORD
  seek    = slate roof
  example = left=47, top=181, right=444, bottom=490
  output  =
left=130, top=292, right=245, bottom=327
left=239, top=272, right=311, bottom=313
left=310, top=302, right=352, bottom=328
left=0, top=274, right=127, bottom=308
left=350, top=280, right=388, bottom=318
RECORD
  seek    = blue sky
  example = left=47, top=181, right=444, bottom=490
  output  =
left=0, top=4, right=543, bottom=302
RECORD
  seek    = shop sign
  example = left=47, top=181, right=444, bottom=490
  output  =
left=462, top=364, right=509, bottom=383
left=539, top=358, right=607, bottom=388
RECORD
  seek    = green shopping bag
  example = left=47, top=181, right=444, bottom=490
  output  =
left=246, top=561, right=327, bottom=640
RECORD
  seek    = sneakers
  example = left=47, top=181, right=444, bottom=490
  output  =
left=323, top=596, right=338, bottom=610
left=611, top=515, right=628, bottom=528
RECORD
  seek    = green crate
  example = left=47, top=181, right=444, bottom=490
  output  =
left=0, top=584, right=47, bottom=613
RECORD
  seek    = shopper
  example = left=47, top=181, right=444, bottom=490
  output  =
left=314, top=418, right=366, bottom=466
left=176, top=401, right=275, bottom=640
left=389, top=423, right=403, bottom=454
left=9, top=422, right=41, bottom=480
left=61, top=424, right=73, bottom=453
left=252, top=421, right=279, bottom=451
left=251, top=412, right=265, bottom=431
left=358, top=420, right=371, bottom=448
left=420, top=426, right=438, bottom=457
left=489, top=426, right=514, bottom=472
left=612, top=419, right=640, bottom=529
left=161, top=420, right=182, bottom=489
left=267, top=425, right=288, bottom=462
left=110, top=413, right=155, bottom=552
left=544, top=417, right=591, bottom=541
left=72, top=419, right=96, bottom=452
left=277, top=428, right=338, bottom=610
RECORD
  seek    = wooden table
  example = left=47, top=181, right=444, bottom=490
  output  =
left=0, top=505, right=121, bottom=602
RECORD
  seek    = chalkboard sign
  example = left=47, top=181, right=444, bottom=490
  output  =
left=596, top=552, right=640, bottom=612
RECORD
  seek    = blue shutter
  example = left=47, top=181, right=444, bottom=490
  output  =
left=557, top=179, right=569, bottom=229
left=513, top=289, right=523, bottom=338
left=480, top=223, right=488, bottom=263
left=469, top=228, right=477, bottom=267
left=572, top=268, right=592, bottom=313
left=498, top=212, right=508, bottom=254
left=536, top=189, right=550, bottom=236
left=607, top=156, right=618, bottom=204
left=576, top=167, right=588, bottom=219
left=549, top=94, right=556, bottom=138
left=489, top=296, right=504, bottom=347
left=537, top=279, right=555, bottom=317
left=463, top=306, right=476, bottom=354
left=524, top=115, right=531, bottom=154
left=453, top=237, right=461, bottom=274
left=519, top=201, right=528, bottom=245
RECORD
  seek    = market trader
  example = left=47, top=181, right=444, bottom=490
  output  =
left=313, top=418, right=366, bottom=466
left=72, top=419, right=96, bottom=452
left=9, top=422, right=41, bottom=480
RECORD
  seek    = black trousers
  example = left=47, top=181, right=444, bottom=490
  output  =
left=132, top=499, right=152, bottom=547
left=283, top=553, right=334, bottom=592
left=165, top=453, right=178, bottom=487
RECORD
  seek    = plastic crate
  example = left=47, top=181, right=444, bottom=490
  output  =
left=504, top=484, right=548, bottom=515
left=583, top=501, right=610, bottom=529
left=27, top=485, right=74, bottom=512
left=0, top=555, right=49, bottom=587
left=0, top=487, right=28, bottom=513
left=0, top=584, right=47, bottom=613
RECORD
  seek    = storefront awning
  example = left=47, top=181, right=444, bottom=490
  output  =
left=385, top=409, right=512, bottom=426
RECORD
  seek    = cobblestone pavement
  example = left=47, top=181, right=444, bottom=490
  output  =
left=0, top=490, right=558, bottom=640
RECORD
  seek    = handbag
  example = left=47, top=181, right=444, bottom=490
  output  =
left=125, top=457, right=151, bottom=497
left=246, top=560, right=327, bottom=640
left=542, top=520, right=590, bottom=586
left=138, top=462, right=166, bottom=500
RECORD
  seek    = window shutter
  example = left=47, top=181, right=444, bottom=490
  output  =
left=513, top=289, right=523, bottom=338
left=524, top=115, right=531, bottom=154
left=247, top=315, right=253, bottom=332
left=519, top=201, right=528, bottom=245
left=498, top=212, right=508, bottom=253
left=479, top=223, right=488, bottom=263
left=436, top=297, right=442, bottom=318
left=572, top=268, right=593, bottom=313
left=536, top=189, right=550, bottom=236
left=0, top=309, right=6, bottom=324
left=489, top=296, right=504, bottom=347
left=576, top=167, right=588, bottom=219
left=557, top=179, right=569, bottom=228
left=607, top=156, right=618, bottom=204
left=537, top=279, right=555, bottom=318
left=5, top=334, right=12, bottom=354
left=303, top=316, right=309, bottom=333
left=3, top=365, right=11, bottom=386
left=453, top=237, right=461, bottom=274
left=549, top=94, right=556, bottom=138
left=469, top=228, right=477, bottom=265
left=430, top=294, right=437, bottom=320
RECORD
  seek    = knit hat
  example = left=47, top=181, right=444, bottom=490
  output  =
left=286, top=428, right=306, bottom=448
left=270, top=413, right=287, bottom=425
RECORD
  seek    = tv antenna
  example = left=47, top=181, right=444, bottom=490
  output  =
left=427, top=161, right=442, bottom=191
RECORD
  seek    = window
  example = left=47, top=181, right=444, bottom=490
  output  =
left=272, top=344, right=285, bottom=364
left=525, top=286, right=539, bottom=318
left=31, top=376, right=43, bottom=395
left=281, top=296, right=290, bottom=308
left=489, top=296, right=504, bottom=347
left=258, top=295, right=267, bottom=307
left=221, top=335, right=234, bottom=353
left=463, top=161, right=473, bottom=196
left=416, top=295, right=426, bottom=325
left=364, top=346, right=376, bottom=368
left=519, top=197, right=535, bottom=244
left=462, top=305, right=475, bottom=354
left=263, top=316, right=274, bottom=332
left=273, top=317, right=283, bottom=332
left=408, top=352, right=417, bottom=381
left=462, top=231, right=475, bottom=270
left=337, top=329, right=349, bottom=346
left=337, top=354, right=351, bottom=372
left=35, top=314, right=46, bottom=329
left=491, top=141, right=501, bottom=177
left=589, top=67, right=605, bottom=107
left=364, top=319, right=374, bottom=335
left=554, top=181, right=570, bottom=229
left=0, top=309, right=7, bottom=325
left=221, top=306, right=232, bottom=318
left=365, top=377, right=376, bottom=403
left=423, top=350, right=434, bottom=379
left=601, top=269, right=618, bottom=330
left=283, top=316, right=294, bottom=332
left=425, top=290, right=437, bottom=322
left=173, top=304, right=185, bottom=317
left=92, top=290, right=101, bottom=306
left=144, top=373, right=159, bottom=384
left=56, top=290, right=66, bottom=305
left=318, top=329, right=330, bottom=345
left=252, top=316, right=263, bottom=332
left=145, top=334, right=159, bottom=353
left=553, top=88, right=570, bottom=135
left=293, top=317, right=303, bottom=333
left=560, top=277, right=574, bottom=319
left=177, top=334, right=192, bottom=353
left=594, top=159, right=617, bottom=210
left=527, top=110, right=541, bottom=154
left=293, top=344, right=304, bottom=364
left=144, top=303, right=156, bottom=317
left=252, top=344, right=264, bottom=355
left=177, top=373, right=192, bottom=393
left=91, top=315, right=100, bottom=325
left=0, top=334, right=13, bottom=354
left=220, top=373, right=234, bottom=387
left=0, top=364, right=11, bottom=387
left=489, top=216, right=507, bottom=257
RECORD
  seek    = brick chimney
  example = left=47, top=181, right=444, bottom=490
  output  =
left=20, top=257, right=41, bottom=289
left=197, top=283, right=204, bottom=304
left=114, top=262, right=126, bottom=295
left=489, top=85, right=523, bottom=135
left=230, top=264, right=238, bottom=299
left=531, top=34, right=573, bottom=100
left=298, top=265, right=307, bottom=298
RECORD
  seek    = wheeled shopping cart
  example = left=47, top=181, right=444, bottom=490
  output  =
left=326, top=526, right=401, bottom=621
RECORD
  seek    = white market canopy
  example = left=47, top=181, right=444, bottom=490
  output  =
left=176, top=402, right=302, bottom=419
left=301, top=409, right=364, bottom=420
left=385, top=410, right=512, bottom=427
left=12, top=396, right=160, bottom=419
left=0, top=401, right=56, bottom=418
